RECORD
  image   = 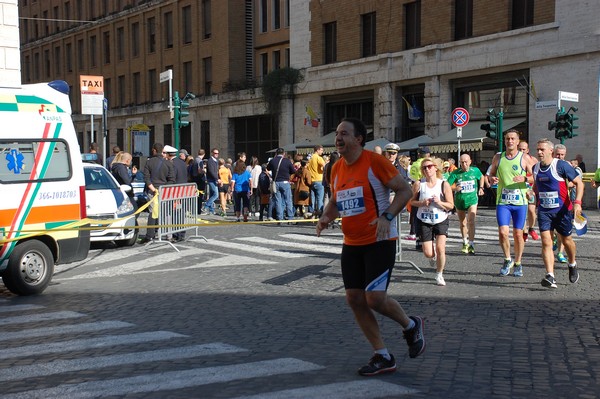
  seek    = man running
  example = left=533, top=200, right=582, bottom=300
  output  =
left=533, top=139, right=583, bottom=288
left=488, top=130, right=533, bottom=277
left=517, top=140, right=540, bottom=242
left=447, top=153, right=485, bottom=254
left=316, top=118, right=425, bottom=376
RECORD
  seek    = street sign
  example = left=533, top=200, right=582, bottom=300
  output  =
left=80, top=75, right=104, bottom=115
left=452, top=107, right=470, bottom=127
left=559, top=91, right=579, bottom=102
left=160, top=69, right=173, bottom=83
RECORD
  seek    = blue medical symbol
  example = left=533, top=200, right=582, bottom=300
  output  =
left=6, top=149, right=25, bottom=174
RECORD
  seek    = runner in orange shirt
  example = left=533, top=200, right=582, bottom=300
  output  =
left=316, top=118, right=425, bottom=376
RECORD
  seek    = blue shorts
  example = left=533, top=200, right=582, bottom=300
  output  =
left=537, top=208, right=573, bottom=236
left=496, top=204, right=527, bottom=230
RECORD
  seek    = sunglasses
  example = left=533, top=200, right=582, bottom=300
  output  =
left=422, top=164, right=436, bottom=170
left=386, top=151, right=398, bottom=154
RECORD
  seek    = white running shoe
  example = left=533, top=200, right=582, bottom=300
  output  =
left=435, top=273, right=446, bottom=286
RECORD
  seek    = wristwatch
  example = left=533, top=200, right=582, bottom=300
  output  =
left=382, top=212, right=395, bottom=221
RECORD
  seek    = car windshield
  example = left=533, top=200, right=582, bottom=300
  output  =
left=84, top=166, right=119, bottom=190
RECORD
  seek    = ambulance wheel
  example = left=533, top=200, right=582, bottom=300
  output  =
left=2, top=240, right=54, bottom=295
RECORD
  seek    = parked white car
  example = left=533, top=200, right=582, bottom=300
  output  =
left=83, top=163, right=138, bottom=246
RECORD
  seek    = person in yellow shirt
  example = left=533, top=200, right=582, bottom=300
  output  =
left=307, top=145, right=325, bottom=216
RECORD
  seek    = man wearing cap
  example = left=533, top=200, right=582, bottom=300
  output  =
left=533, top=138, right=583, bottom=288
left=442, top=161, right=451, bottom=181
left=139, top=143, right=175, bottom=244
left=307, top=145, right=325, bottom=216
left=384, top=143, right=401, bottom=171
left=447, top=154, right=485, bottom=254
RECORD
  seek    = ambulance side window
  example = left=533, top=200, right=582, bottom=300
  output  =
left=0, top=139, right=72, bottom=183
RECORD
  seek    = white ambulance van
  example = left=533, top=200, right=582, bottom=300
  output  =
left=0, top=80, right=90, bottom=295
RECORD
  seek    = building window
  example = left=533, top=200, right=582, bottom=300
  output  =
left=260, top=0, right=268, bottom=33
left=202, top=0, right=211, bottom=39
left=77, top=39, right=84, bottom=69
left=103, top=31, right=110, bottom=64
left=148, top=17, right=156, bottom=52
left=324, top=22, right=337, bottom=64
left=260, top=53, right=268, bottom=78
left=405, top=1, right=421, bottom=50
left=284, top=0, right=290, bottom=27
left=88, top=0, right=94, bottom=20
left=133, top=72, right=141, bottom=105
left=164, top=12, right=174, bottom=49
left=325, top=97, right=374, bottom=134
left=53, top=6, right=60, bottom=33
left=34, top=53, right=40, bottom=80
left=116, top=128, right=124, bottom=150
left=24, top=55, right=30, bottom=82
left=90, top=35, right=97, bottom=68
left=285, top=48, right=290, bottom=67
left=132, top=22, right=140, bottom=57
left=43, top=10, right=49, bottom=36
left=361, top=12, right=376, bottom=57
left=102, top=0, right=109, bottom=16
left=203, top=57, right=212, bottom=95
left=512, top=0, right=534, bottom=29
left=118, top=75, right=125, bottom=106
left=65, top=43, right=72, bottom=72
left=272, top=0, right=281, bottom=30
left=22, top=20, right=29, bottom=43
left=44, top=49, right=50, bottom=78
left=183, top=5, right=192, bottom=44
left=148, top=69, right=157, bottom=102
left=164, top=124, right=172, bottom=148
left=117, top=27, right=125, bottom=61
left=184, top=61, right=193, bottom=94
left=455, top=0, right=473, bottom=40
left=64, top=2, right=71, bottom=29
left=273, top=50, right=280, bottom=70
left=54, top=47, right=61, bottom=74
left=33, top=14, right=38, bottom=39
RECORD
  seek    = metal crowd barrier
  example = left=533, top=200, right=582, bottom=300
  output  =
left=157, top=183, right=207, bottom=251
left=396, top=211, right=423, bottom=274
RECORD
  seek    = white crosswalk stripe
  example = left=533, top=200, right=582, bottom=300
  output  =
left=0, top=305, right=418, bottom=398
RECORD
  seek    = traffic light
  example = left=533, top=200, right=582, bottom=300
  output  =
left=481, top=109, right=498, bottom=140
left=178, top=97, right=190, bottom=129
left=548, top=107, right=568, bottom=140
left=566, top=107, right=579, bottom=138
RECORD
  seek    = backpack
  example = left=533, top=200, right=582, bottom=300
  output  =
left=258, top=171, right=271, bottom=194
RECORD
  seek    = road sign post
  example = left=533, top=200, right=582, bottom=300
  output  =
left=452, top=107, right=470, bottom=160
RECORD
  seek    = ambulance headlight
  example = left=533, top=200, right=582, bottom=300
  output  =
left=117, top=197, right=135, bottom=216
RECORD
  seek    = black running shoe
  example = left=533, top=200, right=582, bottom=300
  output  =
left=403, top=316, right=425, bottom=358
left=568, top=265, right=580, bottom=284
left=357, top=354, right=396, bottom=376
left=541, top=273, right=557, bottom=288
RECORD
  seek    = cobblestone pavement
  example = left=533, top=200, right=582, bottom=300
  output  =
left=0, top=208, right=598, bottom=398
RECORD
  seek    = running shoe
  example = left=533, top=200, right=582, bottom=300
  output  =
left=461, top=243, right=469, bottom=253
left=529, top=229, right=540, bottom=240
left=468, top=244, right=475, bottom=255
left=357, top=354, right=396, bottom=376
left=404, top=234, right=417, bottom=241
left=403, top=316, right=425, bottom=358
left=552, top=237, right=558, bottom=251
left=568, top=265, right=579, bottom=284
left=513, top=264, right=523, bottom=277
left=541, top=274, right=557, bottom=288
left=499, top=259, right=514, bottom=276
left=557, top=252, right=567, bottom=263
left=435, top=273, right=446, bottom=286
left=522, top=231, right=529, bottom=242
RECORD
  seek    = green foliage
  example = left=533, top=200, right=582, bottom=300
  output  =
left=262, top=67, right=303, bottom=115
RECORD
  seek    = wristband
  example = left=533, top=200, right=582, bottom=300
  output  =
left=573, top=200, right=582, bottom=205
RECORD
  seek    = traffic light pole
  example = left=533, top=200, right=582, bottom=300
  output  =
left=173, top=91, right=181, bottom=150
left=497, top=111, right=504, bottom=153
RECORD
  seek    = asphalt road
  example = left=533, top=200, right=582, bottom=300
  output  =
left=0, top=208, right=599, bottom=398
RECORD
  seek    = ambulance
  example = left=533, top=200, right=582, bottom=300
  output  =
left=0, top=80, right=90, bottom=295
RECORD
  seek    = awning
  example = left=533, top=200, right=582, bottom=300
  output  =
left=427, top=118, right=525, bottom=153
left=397, top=134, right=433, bottom=152
left=295, top=132, right=337, bottom=155
left=266, top=143, right=297, bottom=153
left=364, top=137, right=392, bottom=151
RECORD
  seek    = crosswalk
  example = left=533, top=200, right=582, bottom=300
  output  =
left=0, top=301, right=417, bottom=398
left=55, top=221, right=597, bottom=281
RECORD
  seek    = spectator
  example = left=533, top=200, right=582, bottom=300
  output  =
left=204, top=148, right=220, bottom=215
left=106, top=145, right=121, bottom=169
left=230, top=160, right=252, bottom=222
left=267, top=148, right=296, bottom=221
left=307, top=145, right=325, bottom=217
left=218, top=158, right=232, bottom=217
left=249, top=156, right=262, bottom=219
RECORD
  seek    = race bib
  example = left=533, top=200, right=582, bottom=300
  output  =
left=539, top=191, right=559, bottom=208
left=459, top=180, right=475, bottom=193
left=418, top=207, right=436, bottom=222
left=501, top=188, right=521, bottom=204
left=336, top=186, right=366, bottom=217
